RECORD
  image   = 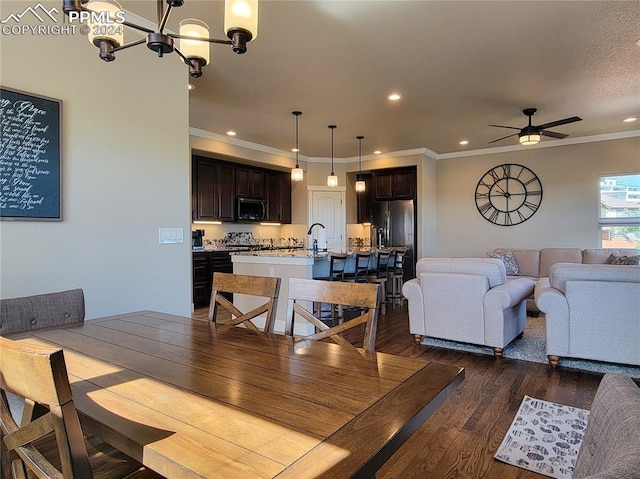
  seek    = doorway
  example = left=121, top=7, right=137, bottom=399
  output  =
left=308, top=187, right=346, bottom=252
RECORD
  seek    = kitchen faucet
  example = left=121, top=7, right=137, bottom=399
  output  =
left=307, top=223, right=325, bottom=235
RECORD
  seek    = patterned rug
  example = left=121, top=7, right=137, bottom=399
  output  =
left=420, top=316, right=640, bottom=378
left=495, top=396, right=590, bottom=479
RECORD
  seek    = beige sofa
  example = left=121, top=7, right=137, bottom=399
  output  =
left=402, top=258, right=536, bottom=358
left=535, top=263, right=640, bottom=367
left=493, top=248, right=640, bottom=313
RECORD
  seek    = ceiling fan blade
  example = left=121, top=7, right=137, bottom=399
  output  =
left=536, top=116, right=582, bottom=130
left=541, top=130, right=568, bottom=139
left=488, top=133, right=518, bottom=144
left=488, top=124, right=521, bottom=130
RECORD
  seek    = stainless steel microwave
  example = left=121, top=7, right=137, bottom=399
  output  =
left=236, top=197, right=267, bottom=222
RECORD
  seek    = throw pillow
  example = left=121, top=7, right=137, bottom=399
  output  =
left=487, top=250, right=520, bottom=275
left=605, top=254, right=640, bottom=265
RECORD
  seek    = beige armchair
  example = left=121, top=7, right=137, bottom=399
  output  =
left=403, top=258, right=535, bottom=358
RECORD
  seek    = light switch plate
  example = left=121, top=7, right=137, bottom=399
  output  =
left=158, top=227, right=184, bottom=244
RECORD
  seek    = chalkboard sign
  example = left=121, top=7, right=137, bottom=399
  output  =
left=0, top=87, right=62, bottom=220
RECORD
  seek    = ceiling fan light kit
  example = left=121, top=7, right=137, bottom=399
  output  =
left=62, top=0, right=258, bottom=78
left=489, top=107, right=582, bottom=146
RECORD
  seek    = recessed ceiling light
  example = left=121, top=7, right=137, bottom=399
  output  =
left=459, top=140, right=469, bottom=145
left=386, top=93, right=402, bottom=101
left=373, top=150, right=381, bottom=155
left=623, top=117, right=638, bottom=123
left=188, top=83, right=195, bottom=91
left=226, top=131, right=236, bottom=136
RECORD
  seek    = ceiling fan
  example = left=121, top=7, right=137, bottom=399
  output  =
left=489, top=108, right=582, bottom=145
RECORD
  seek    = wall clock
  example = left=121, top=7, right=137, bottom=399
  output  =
left=475, top=163, right=543, bottom=226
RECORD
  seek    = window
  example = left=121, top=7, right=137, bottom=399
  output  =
left=599, top=174, right=640, bottom=249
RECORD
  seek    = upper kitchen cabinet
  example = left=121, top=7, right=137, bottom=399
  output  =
left=236, top=166, right=265, bottom=199
left=266, top=170, right=292, bottom=224
left=373, top=167, right=416, bottom=201
left=192, top=156, right=235, bottom=222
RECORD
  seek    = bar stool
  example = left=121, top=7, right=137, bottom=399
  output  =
left=389, top=247, right=408, bottom=306
left=344, top=252, right=371, bottom=283
left=315, top=253, right=347, bottom=323
left=368, top=249, right=393, bottom=314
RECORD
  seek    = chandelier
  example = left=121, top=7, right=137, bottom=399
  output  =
left=62, top=0, right=258, bottom=78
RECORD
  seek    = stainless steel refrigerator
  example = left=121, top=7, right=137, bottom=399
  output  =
left=371, top=200, right=416, bottom=281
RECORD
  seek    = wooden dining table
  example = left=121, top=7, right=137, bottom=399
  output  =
left=9, top=310, right=464, bottom=479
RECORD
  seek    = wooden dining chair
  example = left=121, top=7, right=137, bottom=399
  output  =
left=284, top=278, right=381, bottom=352
left=0, top=337, right=161, bottom=479
left=208, top=272, right=281, bottom=333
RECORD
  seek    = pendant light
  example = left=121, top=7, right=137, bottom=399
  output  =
left=327, top=125, right=338, bottom=187
left=291, top=111, right=303, bottom=181
left=355, top=135, right=365, bottom=193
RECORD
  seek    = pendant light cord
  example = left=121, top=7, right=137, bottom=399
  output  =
left=293, top=111, right=302, bottom=168
left=357, top=135, right=364, bottom=174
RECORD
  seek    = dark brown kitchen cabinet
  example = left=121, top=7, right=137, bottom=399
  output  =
left=373, top=167, right=416, bottom=201
left=266, top=170, right=291, bottom=223
left=192, top=157, right=235, bottom=222
left=236, top=166, right=265, bottom=199
left=192, top=251, right=233, bottom=308
left=356, top=175, right=373, bottom=223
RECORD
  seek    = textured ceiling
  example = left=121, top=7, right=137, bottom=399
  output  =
left=126, top=0, right=640, bottom=159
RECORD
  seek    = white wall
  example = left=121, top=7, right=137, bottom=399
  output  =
left=0, top=2, right=191, bottom=317
left=433, top=137, right=640, bottom=258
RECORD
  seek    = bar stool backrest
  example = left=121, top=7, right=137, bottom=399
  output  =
left=329, top=254, right=348, bottom=281
left=375, top=249, right=393, bottom=278
left=353, top=252, right=372, bottom=282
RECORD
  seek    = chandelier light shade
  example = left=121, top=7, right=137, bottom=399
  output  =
left=62, top=0, right=258, bottom=77
left=179, top=19, right=210, bottom=77
left=519, top=132, right=541, bottom=146
left=86, top=0, right=123, bottom=61
left=327, top=125, right=338, bottom=187
left=355, top=135, right=365, bottom=193
left=291, top=111, right=303, bottom=182
left=224, top=0, right=259, bottom=53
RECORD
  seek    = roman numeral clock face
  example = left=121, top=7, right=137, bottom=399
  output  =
left=475, top=164, right=543, bottom=226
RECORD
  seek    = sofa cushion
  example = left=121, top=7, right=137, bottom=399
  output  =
left=583, top=248, right=640, bottom=264
left=539, top=248, right=582, bottom=277
left=487, top=250, right=520, bottom=275
left=573, top=373, right=640, bottom=479
left=416, top=257, right=506, bottom=288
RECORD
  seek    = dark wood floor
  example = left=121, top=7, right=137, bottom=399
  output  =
left=194, top=304, right=603, bottom=479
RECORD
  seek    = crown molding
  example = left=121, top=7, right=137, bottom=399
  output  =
left=190, top=126, right=639, bottom=164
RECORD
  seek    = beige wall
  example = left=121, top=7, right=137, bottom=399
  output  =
left=434, top=137, right=640, bottom=258
left=0, top=2, right=191, bottom=317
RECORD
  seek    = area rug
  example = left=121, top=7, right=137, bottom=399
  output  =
left=495, top=395, right=590, bottom=479
left=420, top=316, right=640, bottom=378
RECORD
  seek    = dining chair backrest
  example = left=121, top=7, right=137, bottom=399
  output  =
left=208, top=272, right=281, bottom=333
left=0, top=336, right=94, bottom=479
left=0, top=289, right=85, bottom=336
left=284, top=278, right=381, bottom=352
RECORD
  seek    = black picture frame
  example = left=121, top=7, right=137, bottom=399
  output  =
left=0, top=87, right=62, bottom=221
